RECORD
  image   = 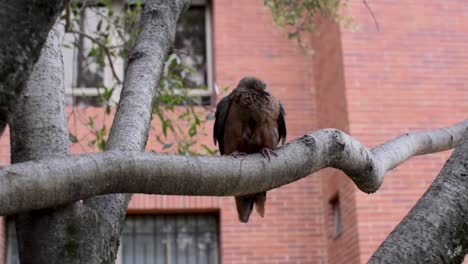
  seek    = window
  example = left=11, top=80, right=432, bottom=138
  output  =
left=5, top=219, right=19, bottom=264
left=75, top=7, right=106, bottom=89
left=63, top=4, right=123, bottom=106
left=174, top=5, right=208, bottom=90
left=119, top=214, right=220, bottom=264
left=64, top=0, right=213, bottom=106
left=5, top=214, right=220, bottom=264
left=330, top=196, right=342, bottom=239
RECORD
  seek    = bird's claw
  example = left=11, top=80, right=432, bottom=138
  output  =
left=231, top=151, right=248, bottom=158
left=260, top=148, right=277, bottom=162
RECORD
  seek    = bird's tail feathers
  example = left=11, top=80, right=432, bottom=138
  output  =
left=235, top=192, right=267, bottom=223
left=254, top=192, right=266, bottom=217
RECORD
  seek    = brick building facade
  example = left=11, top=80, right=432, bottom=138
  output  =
left=0, top=0, right=467, bottom=263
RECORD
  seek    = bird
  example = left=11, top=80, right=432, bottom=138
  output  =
left=213, top=76, right=287, bottom=223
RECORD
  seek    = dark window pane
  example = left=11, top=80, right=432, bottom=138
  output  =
left=76, top=7, right=106, bottom=88
left=174, top=6, right=207, bottom=88
left=331, top=197, right=342, bottom=239
left=121, top=214, right=219, bottom=264
left=5, top=219, right=19, bottom=264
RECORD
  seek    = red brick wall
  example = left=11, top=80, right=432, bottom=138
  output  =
left=0, top=217, right=4, bottom=264
left=1, top=126, right=9, bottom=263
left=311, top=16, right=360, bottom=264
left=3, top=0, right=467, bottom=263
left=0, top=0, right=324, bottom=261
left=128, top=0, right=324, bottom=263
left=0, top=128, right=9, bottom=166
left=340, top=0, right=468, bottom=262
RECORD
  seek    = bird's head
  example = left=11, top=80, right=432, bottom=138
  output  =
left=238, top=76, right=267, bottom=92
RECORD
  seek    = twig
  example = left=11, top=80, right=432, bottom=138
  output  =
left=65, top=29, right=122, bottom=84
left=363, top=0, right=380, bottom=31
left=64, top=2, right=123, bottom=84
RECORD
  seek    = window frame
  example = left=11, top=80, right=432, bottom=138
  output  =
left=4, top=218, right=18, bottom=264
left=64, top=0, right=214, bottom=106
left=330, top=195, right=342, bottom=239
left=5, top=212, right=220, bottom=264
left=117, top=212, right=220, bottom=264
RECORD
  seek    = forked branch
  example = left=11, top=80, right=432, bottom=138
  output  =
left=369, top=126, right=468, bottom=263
left=0, top=120, right=465, bottom=215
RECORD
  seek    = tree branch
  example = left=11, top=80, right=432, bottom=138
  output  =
left=369, top=127, right=468, bottom=263
left=66, top=29, right=123, bottom=84
left=75, top=1, right=190, bottom=262
left=9, top=24, right=87, bottom=263
left=363, top=0, right=380, bottom=31
left=0, top=0, right=66, bottom=136
left=0, top=120, right=465, bottom=216
left=64, top=2, right=122, bottom=84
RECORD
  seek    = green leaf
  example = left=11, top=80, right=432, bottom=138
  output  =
left=68, top=132, right=78, bottom=143
left=87, top=117, right=95, bottom=129
left=105, top=105, right=111, bottom=115
left=169, top=56, right=178, bottom=69
left=287, top=31, right=299, bottom=40
left=201, top=144, right=219, bottom=155
left=162, top=120, right=168, bottom=137
left=99, top=126, right=107, bottom=137
left=188, top=124, right=197, bottom=137
left=97, top=20, right=103, bottom=31
left=97, top=140, right=106, bottom=151
left=88, top=47, right=97, bottom=58
left=102, top=86, right=114, bottom=101
left=163, top=142, right=174, bottom=149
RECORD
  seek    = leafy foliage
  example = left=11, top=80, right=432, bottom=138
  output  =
left=265, top=0, right=353, bottom=50
left=64, top=0, right=217, bottom=155
left=153, top=54, right=217, bottom=155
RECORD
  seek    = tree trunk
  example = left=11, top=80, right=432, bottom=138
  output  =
left=9, top=1, right=190, bottom=263
left=369, top=128, right=468, bottom=263
left=2, top=1, right=468, bottom=263
left=0, top=0, right=65, bottom=136
left=9, top=24, right=91, bottom=264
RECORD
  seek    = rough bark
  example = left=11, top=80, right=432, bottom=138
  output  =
left=0, top=120, right=465, bottom=216
left=10, top=24, right=71, bottom=264
left=9, top=24, right=105, bottom=264
left=4, top=0, right=188, bottom=262
left=1, top=1, right=466, bottom=263
left=74, top=0, right=190, bottom=262
left=0, top=0, right=66, bottom=136
left=368, top=128, right=468, bottom=264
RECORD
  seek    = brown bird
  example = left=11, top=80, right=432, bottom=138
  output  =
left=213, top=76, right=287, bottom=223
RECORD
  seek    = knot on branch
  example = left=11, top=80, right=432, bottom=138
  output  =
left=298, top=134, right=316, bottom=149
left=128, top=50, right=146, bottom=64
left=328, top=129, right=347, bottom=160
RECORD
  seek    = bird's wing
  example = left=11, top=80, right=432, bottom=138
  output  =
left=213, top=93, right=233, bottom=155
left=278, top=101, right=287, bottom=145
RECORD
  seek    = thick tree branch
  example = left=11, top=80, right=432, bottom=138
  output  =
left=10, top=26, right=69, bottom=163
left=369, top=127, right=468, bottom=264
left=76, top=1, right=190, bottom=262
left=9, top=24, right=86, bottom=264
left=0, top=0, right=66, bottom=135
left=0, top=120, right=465, bottom=216
left=105, top=0, right=189, bottom=151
